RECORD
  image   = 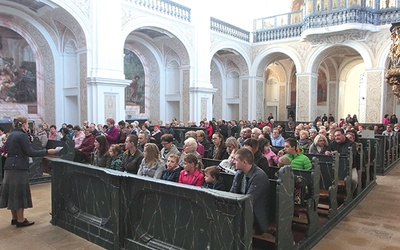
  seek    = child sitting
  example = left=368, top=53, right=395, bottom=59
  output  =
left=109, top=144, right=122, bottom=170
left=260, top=138, right=279, bottom=166
left=178, top=153, right=204, bottom=186
left=278, top=155, right=291, bottom=168
left=161, top=154, right=182, bottom=182
left=204, top=166, right=226, bottom=191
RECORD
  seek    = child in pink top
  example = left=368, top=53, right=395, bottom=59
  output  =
left=178, top=153, right=204, bottom=186
left=260, top=138, right=279, bottom=166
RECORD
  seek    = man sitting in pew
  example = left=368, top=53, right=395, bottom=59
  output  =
left=325, top=128, right=356, bottom=156
left=325, top=128, right=358, bottom=191
left=230, top=148, right=270, bottom=235
left=277, top=138, right=312, bottom=170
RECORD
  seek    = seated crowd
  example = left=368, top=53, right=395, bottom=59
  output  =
left=0, top=113, right=398, bottom=235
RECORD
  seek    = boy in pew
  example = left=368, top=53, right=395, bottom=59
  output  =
left=278, top=155, right=290, bottom=168
left=161, top=154, right=182, bottom=182
left=277, top=138, right=312, bottom=170
left=204, top=166, right=226, bottom=191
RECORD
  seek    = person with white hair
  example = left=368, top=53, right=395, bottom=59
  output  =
left=179, top=137, right=202, bottom=165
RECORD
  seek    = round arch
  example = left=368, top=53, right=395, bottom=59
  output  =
left=377, top=40, right=392, bottom=69
left=121, top=17, right=193, bottom=64
left=50, top=0, right=92, bottom=47
left=306, top=41, right=373, bottom=73
left=0, top=10, right=58, bottom=122
left=251, top=46, right=303, bottom=76
left=210, top=41, right=251, bottom=74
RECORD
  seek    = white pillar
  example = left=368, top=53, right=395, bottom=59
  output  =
left=90, top=0, right=125, bottom=79
left=86, top=0, right=128, bottom=124
left=296, top=72, right=318, bottom=121
left=186, top=1, right=216, bottom=123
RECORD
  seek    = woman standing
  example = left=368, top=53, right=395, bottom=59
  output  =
left=0, top=116, right=58, bottom=227
left=137, top=143, right=165, bottom=178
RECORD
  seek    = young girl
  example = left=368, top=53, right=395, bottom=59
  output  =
left=178, top=153, right=204, bottom=186
left=161, top=154, right=182, bottom=182
left=109, top=144, right=122, bottom=170
left=137, top=143, right=164, bottom=179
left=259, top=138, right=279, bottom=166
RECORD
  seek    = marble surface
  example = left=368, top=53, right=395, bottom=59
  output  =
left=50, top=158, right=253, bottom=249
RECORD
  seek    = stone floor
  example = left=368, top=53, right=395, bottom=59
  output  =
left=313, top=163, right=400, bottom=250
left=1, top=163, right=400, bottom=250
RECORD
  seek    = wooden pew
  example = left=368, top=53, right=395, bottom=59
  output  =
left=353, top=142, right=364, bottom=197
left=253, top=166, right=295, bottom=250
left=202, top=158, right=221, bottom=169
left=336, top=147, right=353, bottom=206
left=374, top=135, right=386, bottom=174
left=291, top=158, right=321, bottom=237
left=358, top=138, right=372, bottom=188
left=305, top=152, right=339, bottom=219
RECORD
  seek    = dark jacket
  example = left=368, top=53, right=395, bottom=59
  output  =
left=161, top=166, right=183, bottom=182
left=208, top=144, right=229, bottom=160
left=205, top=177, right=226, bottom=191
left=254, top=150, right=269, bottom=176
left=79, top=133, right=95, bottom=158
left=121, top=149, right=144, bottom=174
left=4, top=128, right=48, bottom=170
left=230, top=165, right=270, bottom=235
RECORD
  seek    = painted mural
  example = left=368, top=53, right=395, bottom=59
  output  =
left=124, top=49, right=145, bottom=114
left=0, top=27, right=37, bottom=106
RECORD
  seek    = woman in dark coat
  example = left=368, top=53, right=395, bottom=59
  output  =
left=0, top=116, right=58, bottom=227
left=208, top=132, right=229, bottom=160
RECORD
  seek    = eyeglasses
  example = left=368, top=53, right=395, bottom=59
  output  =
left=161, top=141, right=171, bottom=145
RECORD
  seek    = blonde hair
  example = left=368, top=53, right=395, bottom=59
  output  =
left=144, top=143, right=161, bottom=166
left=13, top=116, right=27, bottom=128
left=167, top=153, right=180, bottom=163
left=278, top=156, right=290, bottom=167
left=299, top=130, right=309, bottom=137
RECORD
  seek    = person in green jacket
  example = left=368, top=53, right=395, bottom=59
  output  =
left=278, top=137, right=312, bottom=170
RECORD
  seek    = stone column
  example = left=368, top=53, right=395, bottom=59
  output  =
left=187, top=2, right=216, bottom=123
left=364, top=69, right=386, bottom=123
left=296, top=73, right=318, bottom=122
left=328, top=81, right=337, bottom=120
left=246, top=76, right=264, bottom=121
left=86, top=0, right=128, bottom=124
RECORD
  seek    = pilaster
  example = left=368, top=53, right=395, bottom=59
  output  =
left=86, top=77, right=130, bottom=124
left=189, top=87, right=217, bottom=123
left=247, top=76, right=264, bottom=120
left=90, top=0, right=125, bottom=80
left=190, top=2, right=213, bottom=89
left=364, top=69, right=385, bottom=123
left=296, top=73, right=318, bottom=121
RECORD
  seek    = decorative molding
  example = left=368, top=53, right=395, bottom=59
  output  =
left=70, top=0, right=89, bottom=18
left=288, top=42, right=312, bottom=63
left=306, top=30, right=370, bottom=46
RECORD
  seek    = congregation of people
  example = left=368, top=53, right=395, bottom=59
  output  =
left=1, top=112, right=399, bottom=233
